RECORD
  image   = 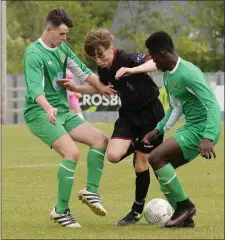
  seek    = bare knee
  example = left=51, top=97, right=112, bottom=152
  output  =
left=148, top=149, right=161, bottom=168
left=60, top=148, right=80, bottom=161
left=107, top=149, right=122, bottom=163
left=92, top=132, right=108, bottom=149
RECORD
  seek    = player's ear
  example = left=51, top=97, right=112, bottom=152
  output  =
left=46, top=26, right=51, bottom=32
left=160, top=50, right=166, bottom=58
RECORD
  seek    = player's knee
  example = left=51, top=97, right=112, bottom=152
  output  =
left=107, top=150, right=121, bottom=163
left=61, top=149, right=80, bottom=161
left=92, top=133, right=108, bottom=148
left=148, top=150, right=160, bottom=168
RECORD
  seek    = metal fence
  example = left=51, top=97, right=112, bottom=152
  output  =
left=6, top=72, right=224, bottom=124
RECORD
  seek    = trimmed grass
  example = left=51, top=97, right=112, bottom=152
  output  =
left=2, top=122, right=224, bottom=239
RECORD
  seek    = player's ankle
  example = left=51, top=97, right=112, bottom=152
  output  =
left=132, top=200, right=145, bottom=214
left=177, top=198, right=194, bottom=209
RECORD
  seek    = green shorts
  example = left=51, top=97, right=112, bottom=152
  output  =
left=173, top=123, right=221, bottom=161
left=27, top=112, right=85, bottom=147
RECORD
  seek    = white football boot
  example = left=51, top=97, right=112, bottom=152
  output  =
left=78, top=188, right=107, bottom=216
left=50, top=207, right=81, bottom=227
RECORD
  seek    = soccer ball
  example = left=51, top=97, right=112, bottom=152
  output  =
left=143, top=198, right=174, bottom=227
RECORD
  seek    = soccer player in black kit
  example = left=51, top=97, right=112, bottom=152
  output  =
left=83, top=28, right=166, bottom=226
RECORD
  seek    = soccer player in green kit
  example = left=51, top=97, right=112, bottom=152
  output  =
left=23, top=8, right=116, bottom=227
left=116, top=31, right=221, bottom=227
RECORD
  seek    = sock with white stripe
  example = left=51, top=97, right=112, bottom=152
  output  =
left=154, top=172, right=177, bottom=209
left=56, top=159, right=77, bottom=214
left=87, top=147, right=106, bottom=193
left=160, top=183, right=177, bottom=210
left=154, top=163, right=187, bottom=203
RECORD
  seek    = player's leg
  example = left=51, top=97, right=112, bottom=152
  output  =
left=107, top=116, right=134, bottom=163
left=148, top=135, right=197, bottom=227
left=27, top=113, right=81, bottom=227
left=107, top=139, right=133, bottom=163
left=116, top=100, right=165, bottom=226
left=65, top=114, right=108, bottom=216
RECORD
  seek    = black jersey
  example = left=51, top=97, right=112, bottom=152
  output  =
left=98, top=49, right=159, bottom=112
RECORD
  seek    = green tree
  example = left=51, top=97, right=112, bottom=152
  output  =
left=115, top=1, right=224, bottom=72
left=115, top=1, right=162, bottom=53
left=7, top=1, right=118, bottom=73
left=169, top=0, right=224, bottom=71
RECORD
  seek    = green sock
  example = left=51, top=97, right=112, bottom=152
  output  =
left=86, top=147, right=106, bottom=193
left=160, top=184, right=177, bottom=210
left=154, top=163, right=187, bottom=203
left=56, top=159, right=77, bottom=214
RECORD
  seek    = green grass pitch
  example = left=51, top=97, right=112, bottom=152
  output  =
left=2, top=122, right=224, bottom=239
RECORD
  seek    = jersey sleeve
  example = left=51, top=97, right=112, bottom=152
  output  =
left=66, top=46, right=92, bottom=82
left=184, top=70, right=221, bottom=141
left=24, top=52, right=44, bottom=101
left=124, top=52, right=152, bottom=67
left=155, top=90, right=183, bottom=135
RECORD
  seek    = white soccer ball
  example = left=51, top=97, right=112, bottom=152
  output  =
left=144, top=198, right=174, bottom=227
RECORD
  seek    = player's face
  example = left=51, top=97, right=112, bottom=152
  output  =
left=148, top=49, right=168, bottom=72
left=91, top=45, right=114, bottom=68
left=47, top=24, right=69, bottom=47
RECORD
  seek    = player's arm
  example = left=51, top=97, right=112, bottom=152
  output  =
left=115, top=53, right=157, bottom=79
left=24, top=53, right=57, bottom=125
left=85, top=73, right=117, bottom=97
left=56, top=79, right=100, bottom=94
left=143, top=94, right=182, bottom=144
left=56, top=79, right=115, bottom=97
left=184, top=71, right=221, bottom=158
left=161, top=96, right=183, bottom=133
left=66, top=47, right=116, bottom=97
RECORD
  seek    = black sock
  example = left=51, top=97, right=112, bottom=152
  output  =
left=132, top=169, right=150, bottom=214
left=177, top=198, right=194, bottom=209
left=132, top=200, right=145, bottom=214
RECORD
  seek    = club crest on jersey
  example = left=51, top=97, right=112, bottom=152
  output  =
left=173, top=80, right=179, bottom=90
left=135, top=53, right=145, bottom=62
left=60, top=54, right=66, bottom=64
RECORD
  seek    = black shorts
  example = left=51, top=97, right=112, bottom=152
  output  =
left=111, top=99, right=165, bottom=153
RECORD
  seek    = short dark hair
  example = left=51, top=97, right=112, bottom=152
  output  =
left=145, top=31, right=175, bottom=53
left=46, top=8, right=74, bottom=28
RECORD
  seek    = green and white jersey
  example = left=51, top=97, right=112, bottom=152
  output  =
left=23, top=38, right=92, bottom=122
left=156, top=57, right=221, bottom=141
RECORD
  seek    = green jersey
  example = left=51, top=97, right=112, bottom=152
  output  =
left=156, top=57, right=221, bottom=141
left=23, top=38, right=92, bottom=122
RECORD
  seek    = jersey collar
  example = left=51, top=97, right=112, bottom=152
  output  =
left=38, top=38, right=58, bottom=51
left=168, top=57, right=181, bottom=74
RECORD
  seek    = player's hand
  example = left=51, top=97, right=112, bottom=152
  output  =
left=199, top=138, right=216, bottom=159
left=99, top=84, right=117, bottom=99
left=56, top=79, right=77, bottom=92
left=46, top=106, right=58, bottom=126
left=142, top=129, right=159, bottom=144
left=115, top=67, right=135, bottom=79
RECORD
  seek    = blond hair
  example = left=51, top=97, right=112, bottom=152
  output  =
left=84, top=28, right=113, bottom=57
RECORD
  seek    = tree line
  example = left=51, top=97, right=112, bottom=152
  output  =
left=7, top=1, right=224, bottom=73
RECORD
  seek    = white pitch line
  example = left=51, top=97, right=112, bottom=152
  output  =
left=5, top=159, right=132, bottom=169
